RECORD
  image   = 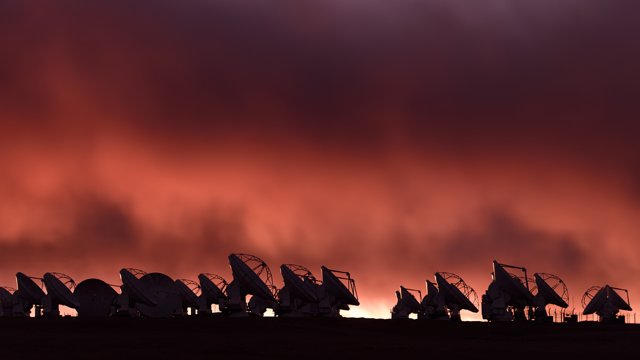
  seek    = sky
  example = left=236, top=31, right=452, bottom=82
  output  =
left=2, top=0, right=640, bottom=319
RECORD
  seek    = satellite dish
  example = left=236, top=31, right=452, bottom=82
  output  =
left=198, top=273, right=228, bottom=303
left=534, top=273, right=569, bottom=308
left=530, top=272, right=569, bottom=322
left=175, top=279, right=200, bottom=309
left=228, top=253, right=276, bottom=301
left=422, top=280, right=439, bottom=306
left=0, top=287, right=14, bottom=303
left=119, top=268, right=157, bottom=306
left=435, top=272, right=479, bottom=316
left=16, top=272, right=45, bottom=304
left=11, top=290, right=33, bottom=316
left=481, top=261, right=533, bottom=322
left=74, top=279, right=118, bottom=317
left=277, top=264, right=321, bottom=317
left=421, top=281, right=440, bottom=307
left=607, top=287, right=632, bottom=312
left=582, top=286, right=606, bottom=315
left=419, top=280, right=448, bottom=320
left=391, top=286, right=422, bottom=319
left=281, top=264, right=319, bottom=303
left=320, top=266, right=359, bottom=306
left=15, top=272, right=46, bottom=316
left=0, top=287, right=14, bottom=301
left=582, top=285, right=632, bottom=322
left=43, top=272, right=80, bottom=309
left=0, top=287, right=14, bottom=316
left=135, top=273, right=182, bottom=318
left=316, top=266, right=359, bottom=317
left=400, top=286, right=422, bottom=311
left=492, top=261, right=533, bottom=304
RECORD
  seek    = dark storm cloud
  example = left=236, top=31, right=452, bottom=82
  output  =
left=2, top=0, right=639, bottom=157
left=0, top=192, right=251, bottom=282
left=72, top=195, right=137, bottom=249
left=0, top=195, right=137, bottom=263
left=438, top=210, right=592, bottom=275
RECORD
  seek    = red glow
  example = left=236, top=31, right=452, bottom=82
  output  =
left=1, top=1, right=640, bottom=319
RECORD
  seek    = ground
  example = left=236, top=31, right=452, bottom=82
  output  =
left=1, top=317, right=638, bottom=359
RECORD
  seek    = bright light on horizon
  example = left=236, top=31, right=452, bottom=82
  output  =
left=342, top=302, right=391, bottom=319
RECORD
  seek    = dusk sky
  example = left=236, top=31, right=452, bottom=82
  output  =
left=2, top=1, right=640, bottom=318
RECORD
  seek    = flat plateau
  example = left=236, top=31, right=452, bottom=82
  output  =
left=1, top=317, right=638, bottom=358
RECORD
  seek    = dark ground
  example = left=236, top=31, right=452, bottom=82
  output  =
left=1, top=317, right=638, bottom=359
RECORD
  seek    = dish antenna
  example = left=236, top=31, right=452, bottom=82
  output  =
left=277, top=264, right=321, bottom=317
left=135, top=273, right=182, bottom=318
left=582, top=285, right=632, bottom=323
left=531, top=273, right=569, bottom=322
left=74, top=279, right=118, bottom=317
left=227, top=253, right=277, bottom=317
left=197, top=273, right=229, bottom=315
left=42, top=272, right=80, bottom=316
left=481, top=260, right=534, bottom=321
left=15, top=272, right=46, bottom=316
left=317, top=266, right=359, bottom=317
left=391, top=286, right=422, bottom=319
left=117, top=268, right=157, bottom=316
left=434, top=272, right=479, bottom=321
left=175, top=279, right=200, bottom=315
left=0, top=287, right=15, bottom=317
left=419, top=280, right=447, bottom=320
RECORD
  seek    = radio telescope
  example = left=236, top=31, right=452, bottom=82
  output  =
left=482, top=260, right=534, bottom=321
left=419, top=280, right=447, bottom=320
left=42, top=272, right=80, bottom=316
left=531, top=273, right=569, bottom=322
left=15, top=272, right=46, bottom=317
left=135, top=273, right=182, bottom=318
left=391, top=286, right=422, bottom=319
left=198, top=273, right=229, bottom=315
left=277, top=264, right=321, bottom=317
left=227, top=253, right=277, bottom=317
left=0, top=287, right=15, bottom=317
left=317, top=266, right=359, bottom=317
left=175, top=279, right=201, bottom=315
left=117, top=268, right=157, bottom=316
left=434, top=272, right=479, bottom=321
left=582, top=285, right=632, bottom=323
left=74, top=279, right=118, bottom=317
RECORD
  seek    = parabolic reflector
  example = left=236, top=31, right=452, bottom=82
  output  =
left=493, top=261, right=533, bottom=304
left=11, top=290, right=32, bottom=314
left=534, top=273, right=568, bottom=308
left=435, top=272, right=478, bottom=313
left=229, top=253, right=276, bottom=301
left=0, top=287, right=13, bottom=307
left=281, top=264, right=319, bottom=303
left=120, top=268, right=157, bottom=306
left=607, top=286, right=632, bottom=311
left=175, top=279, right=200, bottom=308
left=426, top=281, right=439, bottom=296
left=583, top=285, right=632, bottom=319
left=74, top=279, right=118, bottom=317
left=400, top=286, right=421, bottom=311
left=16, top=272, right=45, bottom=303
left=43, top=272, right=80, bottom=309
left=321, top=266, right=359, bottom=306
left=422, top=280, right=439, bottom=307
left=136, top=273, right=181, bottom=318
left=198, top=273, right=228, bottom=303
left=582, top=286, right=606, bottom=315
